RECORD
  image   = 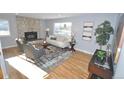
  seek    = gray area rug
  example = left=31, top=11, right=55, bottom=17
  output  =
left=35, top=45, right=71, bottom=72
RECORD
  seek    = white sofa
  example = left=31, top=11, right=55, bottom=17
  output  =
left=46, top=35, right=71, bottom=48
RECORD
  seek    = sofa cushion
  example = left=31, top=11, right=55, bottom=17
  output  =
left=47, top=35, right=70, bottom=48
left=56, top=36, right=67, bottom=42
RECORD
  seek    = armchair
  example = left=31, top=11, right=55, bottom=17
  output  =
left=15, top=38, right=24, bottom=53
left=23, top=43, right=45, bottom=63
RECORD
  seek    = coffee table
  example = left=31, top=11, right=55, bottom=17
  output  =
left=43, top=42, right=48, bottom=48
left=70, top=42, right=76, bottom=52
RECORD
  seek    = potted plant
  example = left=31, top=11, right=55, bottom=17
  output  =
left=95, top=20, right=114, bottom=64
left=95, top=50, right=106, bottom=65
left=95, top=20, right=114, bottom=49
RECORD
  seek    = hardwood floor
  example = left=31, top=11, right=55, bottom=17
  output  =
left=0, top=68, right=3, bottom=79
left=1, top=47, right=92, bottom=79
left=46, top=52, right=92, bottom=79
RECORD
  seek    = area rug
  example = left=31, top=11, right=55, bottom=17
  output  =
left=6, top=45, right=71, bottom=74
left=35, top=45, right=71, bottom=72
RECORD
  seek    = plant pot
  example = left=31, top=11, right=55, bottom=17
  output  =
left=95, top=50, right=106, bottom=65
left=96, top=56, right=106, bottom=65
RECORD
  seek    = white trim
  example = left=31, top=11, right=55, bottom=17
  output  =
left=0, top=40, right=9, bottom=79
left=2, top=44, right=17, bottom=49
left=117, top=48, right=121, bottom=52
left=75, top=48, right=93, bottom=55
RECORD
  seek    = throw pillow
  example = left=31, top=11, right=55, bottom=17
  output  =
left=50, top=37, right=56, bottom=40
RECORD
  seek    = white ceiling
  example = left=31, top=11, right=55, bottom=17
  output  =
left=17, top=13, right=82, bottom=19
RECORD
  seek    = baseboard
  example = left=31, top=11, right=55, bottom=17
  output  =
left=75, top=48, right=93, bottom=55
left=2, top=45, right=17, bottom=49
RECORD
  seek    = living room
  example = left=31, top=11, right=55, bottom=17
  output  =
left=0, top=13, right=124, bottom=79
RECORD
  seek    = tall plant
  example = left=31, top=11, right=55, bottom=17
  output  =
left=95, top=21, right=114, bottom=49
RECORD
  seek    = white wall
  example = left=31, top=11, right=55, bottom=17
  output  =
left=45, top=13, right=120, bottom=54
left=0, top=13, right=18, bottom=49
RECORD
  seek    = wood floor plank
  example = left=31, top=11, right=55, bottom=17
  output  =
left=45, top=51, right=92, bottom=79
left=0, top=68, right=3, bottom=79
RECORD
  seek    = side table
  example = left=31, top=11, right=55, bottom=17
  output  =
left=43, top=42, right=48, bottom=48
left=88, top=49, right=113, bottom=79
left=70, top=42, right=76, bottom=52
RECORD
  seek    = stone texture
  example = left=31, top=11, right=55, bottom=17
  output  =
left=16, top=16, right=41, bottom=39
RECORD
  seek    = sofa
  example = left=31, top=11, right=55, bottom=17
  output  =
left=15, top=38, right=24, bottom=53
left=46, top=35, right=71, bottom=48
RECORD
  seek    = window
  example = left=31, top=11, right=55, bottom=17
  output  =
left=54, top=22, right=72, bottom=36
left=0, top=19, right=10, bottom=36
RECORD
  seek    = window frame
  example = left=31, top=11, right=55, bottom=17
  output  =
left=0, top=19, right=10, bottom=37
left=54, top=22, right=72, bottom=36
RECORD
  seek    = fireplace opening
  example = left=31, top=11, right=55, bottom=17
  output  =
left=25, top=32, right=37, bottom=41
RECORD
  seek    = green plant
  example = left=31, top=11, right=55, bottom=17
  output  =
left=95, top=21, right=114, bottom=49
left=96, top=50, right=106, bottom=64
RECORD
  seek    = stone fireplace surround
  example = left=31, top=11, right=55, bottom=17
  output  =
left=16, top=16, right=41, bottom=39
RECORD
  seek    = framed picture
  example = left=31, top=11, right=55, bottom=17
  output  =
left=82, top=21, right=93, bottom=40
